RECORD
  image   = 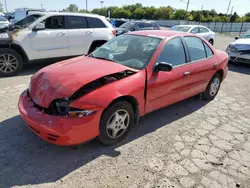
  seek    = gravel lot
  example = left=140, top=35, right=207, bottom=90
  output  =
left=1, top=34, right=250, bottom=188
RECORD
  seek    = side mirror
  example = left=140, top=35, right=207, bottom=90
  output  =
left=33, top=23, right=45, bottom=31
left=154, top=62, right=173, bottom=72
left=235, top=36, right=239, bottom=40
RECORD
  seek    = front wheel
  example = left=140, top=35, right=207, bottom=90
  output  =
left=99, top=101, right=134, bottom=145
left=203, top=73, right=221, bottom=101
left=0, top=48, right=23, bottom=77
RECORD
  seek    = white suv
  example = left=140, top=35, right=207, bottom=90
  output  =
left=0, top=12, right=116, bottom=76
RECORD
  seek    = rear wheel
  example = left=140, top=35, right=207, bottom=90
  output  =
left=0, top=48, right=23, bottom=77
left=203, top=73, right=221, bottom=100
left=99, top=101, right=134, bottom=145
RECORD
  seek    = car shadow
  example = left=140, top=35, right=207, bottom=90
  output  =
left=228, top=63, right=250, bottom=75
left=0, top=96, right=208, bottom=187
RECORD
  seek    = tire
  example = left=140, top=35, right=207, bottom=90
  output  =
left=0, top=48, right=23, bottom=77
left=88, top=42, right=104, bottom=54
left=209, top=39, right=214, bottom=45
left=203, top=73, right=221, bottom=101
left=99, top=101, right=134, bottom=145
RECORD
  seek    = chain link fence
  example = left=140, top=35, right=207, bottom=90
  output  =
left=155, top=20, right=250, bottom=36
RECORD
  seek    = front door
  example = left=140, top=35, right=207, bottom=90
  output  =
left=30, top=16, right=69, bottom=59
left=146, top=37, right=192, bottom=113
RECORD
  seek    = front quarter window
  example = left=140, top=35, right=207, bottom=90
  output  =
left=90, top=35, right=162, bottom=70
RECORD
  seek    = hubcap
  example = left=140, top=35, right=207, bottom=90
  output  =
left=209, top=77, right=220, bottom=96
left=0, top=54, right=18, bottom=73
left=106, top=109, right=130, bottom=139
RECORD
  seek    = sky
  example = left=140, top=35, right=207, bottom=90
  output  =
left=3, top=0, right=250, bottom=16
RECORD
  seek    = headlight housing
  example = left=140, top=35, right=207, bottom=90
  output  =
left=56, top=98, right=95, bottom=118
left=229, top=45, right=238, bottom=52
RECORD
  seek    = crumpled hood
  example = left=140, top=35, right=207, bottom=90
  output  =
left=231, top=38, right=250, bottom=51
left=29, top=56, right=135, bottom=108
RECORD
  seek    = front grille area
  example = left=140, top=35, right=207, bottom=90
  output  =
left=237, top=58, right=250, bottom=63
left=47, top=133, right=59, bottom=142
left=29, top=125, right=40, bottom=134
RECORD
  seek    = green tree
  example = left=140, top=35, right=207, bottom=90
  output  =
left=230, top=12, right=239, bottom=22
left=133, top=8, right=145, bottom=19
left=144, top=6, right=157, bottom=19
left=174, top=9, right=186, bottom=20
left=155, top=6, right=174, bottom=20
left=65, top=4, right=79, bottom=12
left=0, top=1, right=4, bottom=12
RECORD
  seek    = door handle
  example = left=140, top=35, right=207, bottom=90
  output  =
left=57, top=32, right=66, bottom=36
left=183, top=72, right=190, bottom=76
left=86, top=31, right=93, bottom=34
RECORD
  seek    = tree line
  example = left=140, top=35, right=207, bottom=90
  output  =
left=63, top=3, right=250, bottom=22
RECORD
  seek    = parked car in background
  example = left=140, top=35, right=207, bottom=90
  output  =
left=0, top=16, right=10, bottom=28
left=115, top=20, right=160, bottom=36
left=110, top=19, right=127, bottom=28
left=226, top=29, right=250, bottom=64
left=19, top=30, right=228, bottom=146
left=170, top=25, right=215, bottom=45
left=9, top=8, right=45, bottom=24
left=0, top=12, right=116, bottom=76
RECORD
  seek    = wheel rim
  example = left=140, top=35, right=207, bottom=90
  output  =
left=0, top=54, right=18, bottom=73
left=106, top=109, right=130, bottom=139
left=209, top=77, right=220, bottom=96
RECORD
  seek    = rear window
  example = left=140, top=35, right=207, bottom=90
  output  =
left=152, top=22, right=159, bottom=28
left=67, top=16, right=87, bottom=29
left=86, top=17, right=106, bottom=28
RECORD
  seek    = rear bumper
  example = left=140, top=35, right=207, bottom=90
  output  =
left=18, top=90, right=101, bottom=146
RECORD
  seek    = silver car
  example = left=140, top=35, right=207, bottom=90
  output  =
left=226, top=30, right=250, bottom=65
left=170, top=25, right=215, bottom=45
left=0, top=16, right=10, bottom=28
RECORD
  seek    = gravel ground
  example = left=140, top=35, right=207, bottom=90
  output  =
left=1, top=35, right=250, bottom=188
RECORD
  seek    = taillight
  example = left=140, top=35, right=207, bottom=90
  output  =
left=112, top=30, right=116, bottom=36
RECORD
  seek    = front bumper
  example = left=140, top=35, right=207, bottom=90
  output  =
left=227, top=50, right=250, bottom=64
left=18, top=90, right=101, bottom=146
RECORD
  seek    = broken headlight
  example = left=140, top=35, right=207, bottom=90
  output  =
left=56, top=98, right=94, bottom=117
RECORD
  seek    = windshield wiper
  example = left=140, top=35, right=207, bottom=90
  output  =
left=89, top=54, right=116, bottom=63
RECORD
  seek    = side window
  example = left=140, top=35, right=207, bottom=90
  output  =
left=138, top=23, right=144, bottom=28
left=144, top=23, right=152, bottom=28
left=86, top=17, right=106, bottom=28
left=203, top=42, right=214, bottom=57
left=184, top=37, right=206, bottom=61
left=200, top=27, right=209, bottom=33
left=67, top=16, right=87, bottom=29
left=190, top=27, right=199, bottom=34
left=44, top=16, right=65, bottom=29
left=158, top=37, right=186, bottom=67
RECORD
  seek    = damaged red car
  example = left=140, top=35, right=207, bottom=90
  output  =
left=18, top=30, right=228, bottom=146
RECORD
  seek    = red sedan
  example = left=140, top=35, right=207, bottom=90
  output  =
left=18, top=30, right=228, bottom=146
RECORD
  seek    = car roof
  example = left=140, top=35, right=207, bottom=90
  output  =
left=127, top=20, right=157, bottom=23
left=175, top=24, right=208, bottom=28
left=41, top=12, right=105, bottom=18
left=128, top=30, right=196, bottom=38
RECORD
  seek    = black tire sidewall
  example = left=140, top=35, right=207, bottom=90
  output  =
left=203, top=73, right=221, bottom=100
left=99, top=101, right=134, bottom=145
left=0, top=48, right=23, bottom=76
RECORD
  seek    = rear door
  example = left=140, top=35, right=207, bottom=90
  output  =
left=146, top=37, right=192, bottom=113
left=30, top=16, right=69, bottom=59
left=66, top=16, right=92, bottom=56
left=183, top=36, right=218, bottom=96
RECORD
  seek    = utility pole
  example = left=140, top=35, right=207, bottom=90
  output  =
left=226, top=0, right=231, bottom=15
left=4, top=0, right=8, bottom=13
left=228, top=6, right=234, bottom=22
left=41, top=4, right=43, bottom=9
left=86, top=0, right=88, bottom=12
left=181, top=0, right=190, bottom=20
left=199, top=5, right=203, bottom=24
left=100, top=1, right=104, bottom=8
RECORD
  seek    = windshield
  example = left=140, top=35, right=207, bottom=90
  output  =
left=0, top=16, right=8, bottom=22
left=170, top=26, right=191, bottom=32
left=14, top=14, right=43, bottom=28
left=119, top=22, right=136, bottom=30
left=90, top=34, right=162, bottom=70
left=240, top=30, right=250, bottom=39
